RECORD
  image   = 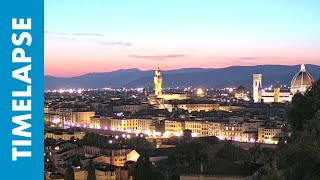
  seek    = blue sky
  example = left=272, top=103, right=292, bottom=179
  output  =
left=44, top=0, right=320, bottom=77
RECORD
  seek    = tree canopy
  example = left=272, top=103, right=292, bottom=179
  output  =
left=64, top=165, right=75, bottom=180
left=124, top=136, right=154, bottom=150
left=133, top=156, right=153, bottom=180
left=288, top=79, right=320, bottom=134
left=277, top=78, right=320, bottom=179
left=216, top=142, right=248, bottom=162
left=87, top=159, right=96, bottom=180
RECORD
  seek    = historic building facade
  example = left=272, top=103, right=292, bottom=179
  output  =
left=149, top=67, right=188, bottom=104
left=253, top=64, right=314, bottom=103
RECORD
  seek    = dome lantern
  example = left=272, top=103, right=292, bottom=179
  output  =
left=300, top=64, right=306, bottom=72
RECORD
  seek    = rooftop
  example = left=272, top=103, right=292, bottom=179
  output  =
left=95, top=163, right=117, bottom=172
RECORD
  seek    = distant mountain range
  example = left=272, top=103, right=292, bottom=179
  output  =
left=45, top=65, right=320, bottom=90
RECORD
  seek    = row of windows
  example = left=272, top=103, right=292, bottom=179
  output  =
left=225, top=127, right=241, bottom=131
left=123, top=123, right=138, bottom=126
left=264, top=129, right=280, bottom=132
left=85, top=150, right=100, bottom=155
left=166, top=125, right=181, bottom=128
left=179, top=105, right=216, bottom=108
left=186, top=125, right=202, bottom=129
left=114, top=158, right=126, bottom=162
left=96, top=172, right=116, bottom=176
left=264, top=133, right=277, bottom=136
left=225, top=132, right=241, bottom=136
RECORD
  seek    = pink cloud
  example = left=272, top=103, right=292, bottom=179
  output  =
left=129, top=54, right=186, bottom=61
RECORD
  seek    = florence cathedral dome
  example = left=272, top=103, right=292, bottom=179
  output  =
left=290, top=64, right=314, bottom=94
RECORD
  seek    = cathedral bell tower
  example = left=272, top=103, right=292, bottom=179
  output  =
left=154, top=66, right=162, bottom=96
left=258, top=82, right=262, bottom=103
left=253, top=73, right=262, bottom=103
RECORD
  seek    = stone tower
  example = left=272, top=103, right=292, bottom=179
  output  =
left=253, top=73, right=262, bottom=103
left=258, top=82, right=262, bottom=103
left=274, top=87, right=280, bottom=103
left=154, top=66, right=162, bottom=96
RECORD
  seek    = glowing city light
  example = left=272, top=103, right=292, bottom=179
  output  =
left=191, top=133, right=198, bottom=137
left=153, top=131, right=161, bottom=136
left=196, top=88, right=204, bottom=95
left=145, top=130, right=152, bottom=136
left=52, top=118, right=60, bottom=124
left=265, top=139, right=271, bottom=144
left=218, top=136, right=224, bottom=140
left=162, top=131, right=170, bottom=138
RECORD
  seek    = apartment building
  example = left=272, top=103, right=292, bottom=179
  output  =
left=258, top=127, right=284, bottom=144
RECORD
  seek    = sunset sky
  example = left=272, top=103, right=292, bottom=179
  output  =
left=45, top=0, right=320, bottom=77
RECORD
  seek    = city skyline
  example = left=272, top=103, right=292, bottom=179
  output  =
left=45, top=0, right=320, bottom=77
left=44, top=63, right=317, bottom=77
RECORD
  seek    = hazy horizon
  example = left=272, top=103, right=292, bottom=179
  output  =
left=45, top=63, right=318, bottom=78
left=45, top=1, right=320, bottom=77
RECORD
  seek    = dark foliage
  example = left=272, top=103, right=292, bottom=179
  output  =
left=64, top=165, right=75, bottom=180
left=277, top=78, right=320, bottom=179
left=87, top=159, right=96, bottom=180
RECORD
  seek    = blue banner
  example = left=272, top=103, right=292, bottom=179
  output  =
left=0, top=0, right=44, bottom=179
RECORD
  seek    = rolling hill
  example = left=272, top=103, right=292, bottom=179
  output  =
left=45, top=65, right=320, bottom=90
